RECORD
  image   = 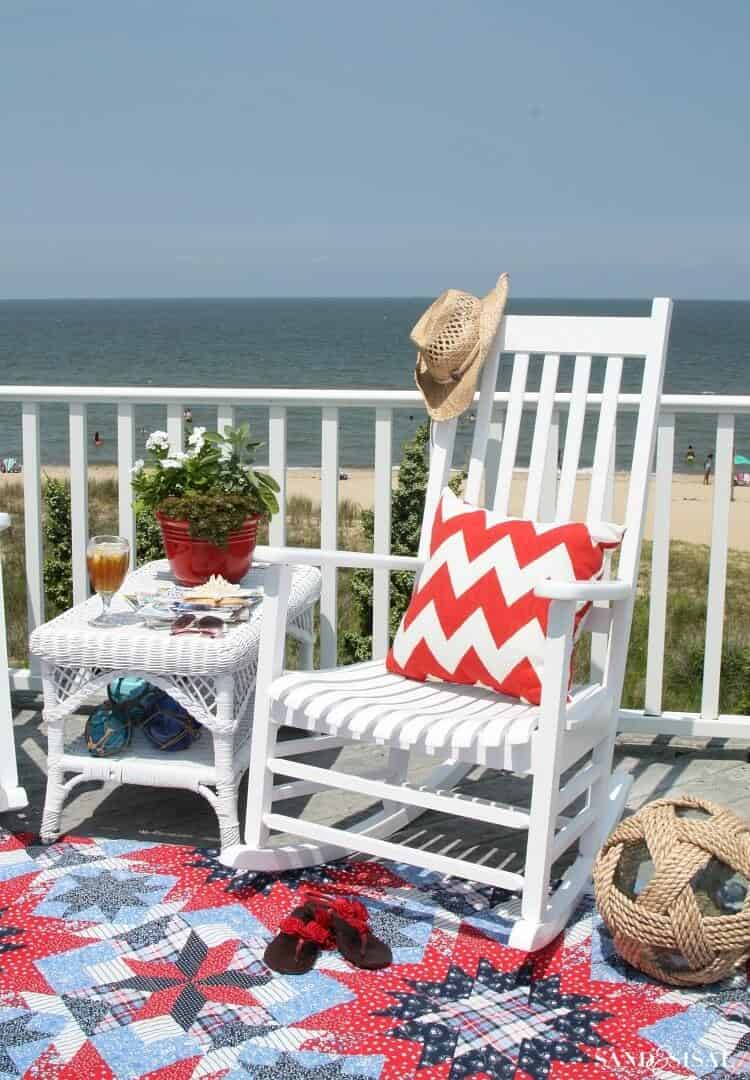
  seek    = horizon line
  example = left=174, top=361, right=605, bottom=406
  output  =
left=1, top=294, right=749, bottom=304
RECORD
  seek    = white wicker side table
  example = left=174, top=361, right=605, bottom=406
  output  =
left=29, top=559, right=320, bottom=850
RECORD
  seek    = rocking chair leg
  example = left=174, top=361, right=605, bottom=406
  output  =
left=511, top=597, right=575, bottom=950
left=382, top=746, right=410, bottom=816
left=518, top=770, right=561, bottom=926
left=579, top=732, right=632, bottom=858
left=243, top=722, right=278, bottom=851
left=243, top=564, right=291, bottom=853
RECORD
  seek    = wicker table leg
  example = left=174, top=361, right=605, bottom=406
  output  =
left=41, top=716, right=68, bottom=843
left=213, top=676, right=242, bottom=851
left=212, top=732, right=241, bottom=850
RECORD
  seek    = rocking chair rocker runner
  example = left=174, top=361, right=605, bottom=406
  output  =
left=224, top=298, right=673, bottom=952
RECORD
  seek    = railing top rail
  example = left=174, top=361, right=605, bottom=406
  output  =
left=0, top=385, right=749, bottom=415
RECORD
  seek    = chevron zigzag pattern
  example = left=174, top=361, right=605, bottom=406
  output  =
left=387, top=488, right=624, bottom=705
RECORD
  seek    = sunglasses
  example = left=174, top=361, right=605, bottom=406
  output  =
left=170, top=614, right=225, bottom=638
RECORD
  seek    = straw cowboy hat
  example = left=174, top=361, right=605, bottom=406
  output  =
left=412, top=273, right=509, bottom=421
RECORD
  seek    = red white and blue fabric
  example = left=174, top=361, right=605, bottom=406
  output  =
left=387, top=487, right=624, bottom=705
left=0, top=826, right=745, bottom=1079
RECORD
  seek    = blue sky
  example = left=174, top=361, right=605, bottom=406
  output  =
left=1, top=0, right=749, bottom=298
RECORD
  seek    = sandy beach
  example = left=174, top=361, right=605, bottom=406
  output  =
left=285, top=468, right=750, bottom=551
left=2, top=465, right=748, bottom=551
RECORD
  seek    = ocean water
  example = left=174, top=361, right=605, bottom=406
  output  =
left=0, top=298, right=748, bottom=471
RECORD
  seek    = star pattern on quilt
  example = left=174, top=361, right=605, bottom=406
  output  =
left=0, top=1011, right=56, bottom=1075
left=61, top=921, right=275, bottom=1051
left=110, top=931, right=270, bottom=1034
left=380, top=957, right=612, bottom=1080
left=419, top=882, right=515, bottom=918
left=51, top=867, right=165, bottom=920
left=26, top=838, right=104, bottom=870
left=367, top=907, right=419, bottom=950
left=241, top=1052, right=373, bottom=1078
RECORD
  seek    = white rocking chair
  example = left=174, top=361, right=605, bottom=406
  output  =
left=225, top=298, right=673, bottom=952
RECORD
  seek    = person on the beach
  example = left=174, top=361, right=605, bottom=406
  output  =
left=704, top=453, right=713, bottom=485
left=685, top=444, right=695, bottom=465
left=93, top=431, right=103, bottom=449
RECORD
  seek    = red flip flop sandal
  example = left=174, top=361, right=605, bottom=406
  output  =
left=264, top=903, right=334, bottom=975
left=304, top=888, right=392, bottom=970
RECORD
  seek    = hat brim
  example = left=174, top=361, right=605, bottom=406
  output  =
left=415, top=346, right=484, bottom=422
left=415, top=273, right=509, bottom=422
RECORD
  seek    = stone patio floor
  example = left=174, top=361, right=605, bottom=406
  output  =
left=4, top=691, right=750, bottom=874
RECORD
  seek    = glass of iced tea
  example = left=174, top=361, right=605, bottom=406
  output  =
left=87, top=535, right=130, bottom=626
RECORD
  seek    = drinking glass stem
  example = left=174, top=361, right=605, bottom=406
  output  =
left=100, top=593, right=113, bottom=619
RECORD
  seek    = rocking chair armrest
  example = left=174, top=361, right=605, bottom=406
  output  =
left=534, top=579, right=633, bottom=602
left=254, top=545, right=424, bottom=573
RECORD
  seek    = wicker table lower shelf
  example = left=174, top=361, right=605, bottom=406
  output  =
left=57, top=711, right=252, bottom=792
left=29, top=559, right=321, bottom=850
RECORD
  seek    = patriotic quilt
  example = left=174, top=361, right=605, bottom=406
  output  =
left=0, top=826, right=746, bottom=1078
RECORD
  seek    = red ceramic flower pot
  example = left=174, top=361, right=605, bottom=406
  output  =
left=156, top=512, right=260, bottom=586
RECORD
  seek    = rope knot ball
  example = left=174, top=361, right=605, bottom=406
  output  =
left=593, top=795, right=750, bottom=986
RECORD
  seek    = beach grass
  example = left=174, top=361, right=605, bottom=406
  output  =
left=2, top=478, right=749, bottom=717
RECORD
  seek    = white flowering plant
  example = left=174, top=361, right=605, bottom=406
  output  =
left=131, top=424, right=279, bottom=546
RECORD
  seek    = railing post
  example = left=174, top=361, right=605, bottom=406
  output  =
left=68, top=403, right=89, bottom=604
left=644, top=413, right=674, bottom=715
left=117, top=404, right=136, bottom=568
left=217, top=405, right=235, bottom=437
left=0, top=514, right=27, bottom=811
left=21, top=403, right=44, bottom=659
left=268, top=406, right=287, bottom=547
left=167, top=403, right=184, bottom=455
left=372, top=407, right=393, bottom=659
left=320, top=407, right=339, bottom=667
left=701, top=412, right=734, bottom=720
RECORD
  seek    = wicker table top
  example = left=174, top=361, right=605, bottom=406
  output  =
left=29, top=559, right=321, bottom=677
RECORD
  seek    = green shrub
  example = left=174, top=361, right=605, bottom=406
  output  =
left=42, top=477, right=73, bottom=615
left=135, top=509, right=165, bottom=566
left=341, top=422, right=463, bottom=662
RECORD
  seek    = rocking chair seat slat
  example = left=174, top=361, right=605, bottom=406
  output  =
left=268, top=659, right=601, bottom=771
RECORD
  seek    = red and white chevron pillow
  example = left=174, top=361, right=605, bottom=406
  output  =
left=386, top=488, right=623, bottom=705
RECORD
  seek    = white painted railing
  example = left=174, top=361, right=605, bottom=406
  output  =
left=1, top=385, right=749, bottom=742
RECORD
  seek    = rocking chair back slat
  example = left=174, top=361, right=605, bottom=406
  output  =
left=538, top=407, right=561, bottom=521
left=418, top=417, right=458, bottom=560
left=497, top=313, right=655, bottom=357
left=555, top=355, right=592, bottom=520
left=372, top=406, right=394, bottom=659
left=464, top=344, right=503, bottom=506
left=587, top=356, right=624, bottom=523
left=491, top=352, right=530, bottom=515
left=616, top=298, right=673, bottom=593
left=523, top=354, right=561, bottom=520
